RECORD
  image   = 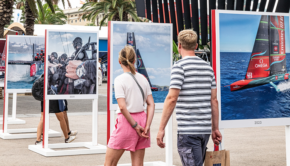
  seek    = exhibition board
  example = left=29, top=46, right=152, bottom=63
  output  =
left=212, top=10, right=290, bottom=129
left=108, top=21, right=173, bottom=110
left=4, top=36, right=45, bottom=93
left=44, top=29, right=99, bottom=100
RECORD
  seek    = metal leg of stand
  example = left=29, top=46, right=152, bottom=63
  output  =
left=3, top=93, right=9, bottom=133
left=220, top=129, right=224, bottom=150
left=92, top=99, right=98, bottom=146
left=165, top=116, right=173, bottom=166
left=286, top=126, right=290, bottom=166
left=12, top=93, right=17, bottom=120
left=44, top=99, right=49, bottom=149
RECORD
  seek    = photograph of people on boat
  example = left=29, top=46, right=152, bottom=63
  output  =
left=46, top=31, right=98, bottom=95
left=0, top=39, right=6, bottom=79
left=219, top=13, right=290, bottom=121
left=111, top=23, right=172, bottom=104
left=6, top=36, right=44, bottom=90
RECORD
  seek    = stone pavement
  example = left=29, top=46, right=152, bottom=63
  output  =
left=0, top=112, right=287, bottom=166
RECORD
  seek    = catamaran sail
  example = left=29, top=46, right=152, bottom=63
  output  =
left=230, top=15, right=289, bottom=91
left=126, top=32, right=158, bottom=91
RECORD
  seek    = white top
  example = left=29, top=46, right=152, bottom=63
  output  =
left=114, top=72, right=152, bottom=113
left=97, top=62, right=101, bottom=70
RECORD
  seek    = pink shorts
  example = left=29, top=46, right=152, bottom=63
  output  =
left=108, top=111, right=150, bottom=152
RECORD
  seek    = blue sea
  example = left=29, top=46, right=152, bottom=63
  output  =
left=221, top=52, right=290, bottom=120
left=7, top=53, right=44, bottom=90
left=112, top=91, right=168, bottom=104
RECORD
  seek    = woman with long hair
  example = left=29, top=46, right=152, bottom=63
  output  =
left=104, top=45, right=155, bottom=166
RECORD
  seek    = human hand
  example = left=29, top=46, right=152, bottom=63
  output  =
left=212, top=130, right=222, bottom=145
left=156, top=130, right=165, bottom=148
left=134, top=124, right=145, bottom=137
left=65, top=60, right=83, bottom=79
left=141, top=126, right=150, bottom=139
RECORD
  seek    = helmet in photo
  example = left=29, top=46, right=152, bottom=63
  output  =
left=51, top=52, right=58, bottom=59
left=60, top=53, right=68, bottom=60
left=73, top=37, right=82, bottom=49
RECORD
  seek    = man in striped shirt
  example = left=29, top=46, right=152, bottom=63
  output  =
left=157, top=30, right=222, bottom=166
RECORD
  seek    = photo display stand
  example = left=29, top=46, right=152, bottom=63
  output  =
left=212, top=10, right=290, bottom=164
left=107, top=21, right=174, bottom=166
left=0, top=35, right=61, bottom=139
left=29, top=29, right=106, bottom=156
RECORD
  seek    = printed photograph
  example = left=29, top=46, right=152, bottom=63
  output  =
left=111, top=23, right=172, bottom=104
left=219, top=13, right=290, bottom=120
left=6, top=36, right=44, bottom=90
left=46, top=31, right=98, bottom=95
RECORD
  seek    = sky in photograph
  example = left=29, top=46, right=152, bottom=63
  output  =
left=219, top=13, right=290, bottom=53
left=47, top=31, right=98, bottom=58
left=58, top=1, right=83, bottom=9
left=112, top=23, right=172, bottom=86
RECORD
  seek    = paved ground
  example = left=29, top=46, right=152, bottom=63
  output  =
left=0, top=83, right=288, bottom=165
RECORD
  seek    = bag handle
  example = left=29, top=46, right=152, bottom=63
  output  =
left=126, top=72, right=145, bottom=106
left=214, top=142, right=222, bottom=151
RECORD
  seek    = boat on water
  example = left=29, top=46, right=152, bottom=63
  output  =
left=230, top=15, right=289, bottom=92
left=127, top=32, right=159, bottom=91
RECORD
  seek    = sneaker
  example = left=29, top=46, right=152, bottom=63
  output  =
left=69, top=130, right=78, bottom=136
left=35, top=140, right=42, bottom=145
left=65, top=136, right=76, bottom=143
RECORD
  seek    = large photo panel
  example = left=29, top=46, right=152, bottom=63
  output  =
left=214, top=10, right=290, bottom=128
left=5, top=36, right=44, bottom=93
left=109, top=21, right=173, bottom=110
left=45, top=30, right=99, bottom=100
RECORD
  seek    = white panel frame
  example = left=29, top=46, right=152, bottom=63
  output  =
left=109, top=21, right=173, bottom=110
left=5, top=36, right=44, bottom=93
left=44, top=29, right=99, bottom=100
left=214, top=10, right=290, bottom=129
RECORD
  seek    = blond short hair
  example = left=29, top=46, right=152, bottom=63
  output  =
left=178, top=30, right=198, bottom=51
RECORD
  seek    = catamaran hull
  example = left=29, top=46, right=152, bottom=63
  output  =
left=230, top=72, right=290, bottom=91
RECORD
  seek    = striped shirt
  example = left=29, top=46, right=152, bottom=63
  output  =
left=170, top=56, right=216, bottom=134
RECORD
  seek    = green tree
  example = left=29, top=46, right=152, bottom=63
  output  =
left=0, top=0, right=14, bottom=38
left=15, top=0, right=71, bottom=35
left=35, top=4, right=67, bottom=25
left=80, top=0, right=140, bottom=29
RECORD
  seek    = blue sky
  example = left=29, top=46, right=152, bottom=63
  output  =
left=48, top=31, right=98, bottom=59
left=219, top=13, right=290, bottom=53
left=112, top=23, right=172, bottom=86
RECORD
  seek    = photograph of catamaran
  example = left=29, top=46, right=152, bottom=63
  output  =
left=230, top=16, right=290, bottom=92
left=127, top=32, right=158, bottom=91
left=6, top=36, right=45, bottom=90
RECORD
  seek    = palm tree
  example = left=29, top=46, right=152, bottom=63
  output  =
left=0, top=0, right=14, bottom=38
left=80, top=0, right=140, bottom=29
left=35, top=4, right=67, bottom=25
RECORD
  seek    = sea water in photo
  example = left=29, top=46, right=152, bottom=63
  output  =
left=7, top=53, right=44, bottom=89
left=220, top=52, right=290, bottom=120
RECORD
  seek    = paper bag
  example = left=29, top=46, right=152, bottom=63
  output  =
left=204, top=149, right=230, bottom=166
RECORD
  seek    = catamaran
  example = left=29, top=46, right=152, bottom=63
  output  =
left=127, top=32, right=158, bottom=91
left=230, top=15, right=289, bottom=92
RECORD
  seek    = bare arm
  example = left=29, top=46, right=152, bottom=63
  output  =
left=211, top=89, right=222, bottom=145
left=143, top=95, right=155, bottom=135
left=156, top=88, right=180, bottom=148
left=117, top=98, right=148, bottom=138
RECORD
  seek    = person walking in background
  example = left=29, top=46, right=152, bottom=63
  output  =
left=98, top=58, right=102, bottom=86
left=156, top=30, right=222, bottom=166
left=104, top=45, right=155, bottom=166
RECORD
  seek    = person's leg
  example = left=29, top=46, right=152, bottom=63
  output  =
left=55, top=112, right=69, bottom=139
left=130, top=149, right=145, bottom=166
left=63, top=111, right=70, bottom=133
left=104, top=147, right=125, bottom=166
left=177, top=134, right=204, bottom=166
left=201, top=134, right=210, bottom=163
left=36, top=112, right=43, bottom=142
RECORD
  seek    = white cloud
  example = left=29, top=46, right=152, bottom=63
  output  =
left=114, top=69, right=123, bottom=75
left=146, top=68, right=171, bottom=76
left=113, top=32, right=127, bottom=46
left=149, top=76, right=155, bottom=79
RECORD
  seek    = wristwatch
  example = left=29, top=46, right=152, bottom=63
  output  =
left=76, top=62, right=86, bottom=79
left=132, top=122, right=138, bottom=128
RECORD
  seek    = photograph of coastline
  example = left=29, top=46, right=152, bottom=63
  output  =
left=6, top=36, right=44, bottom=92
left=110, top=22, right=172, bottom=105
